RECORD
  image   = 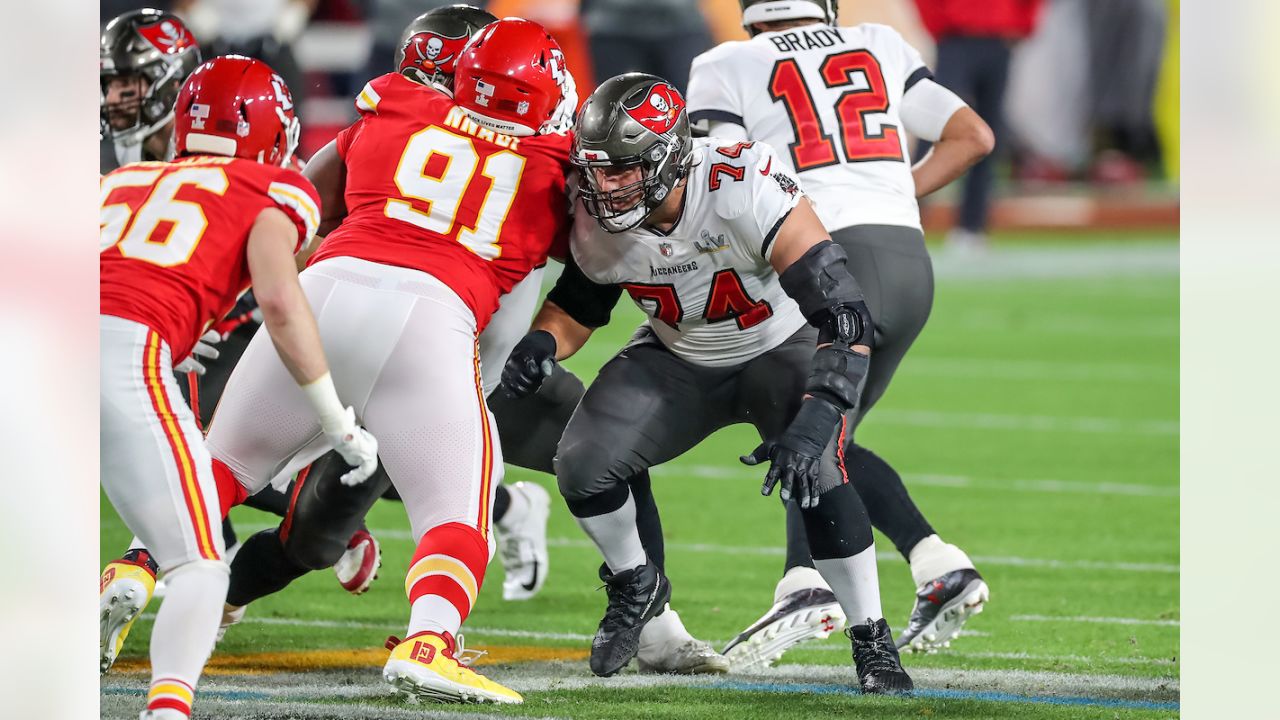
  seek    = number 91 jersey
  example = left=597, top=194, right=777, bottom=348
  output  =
left=687, top=23, right=931, bottom=231
left=572, top=138, right=808, bottom=367
left=308, top=73, right=573, bottom=331
left=100, top=156, right=321, bottom=361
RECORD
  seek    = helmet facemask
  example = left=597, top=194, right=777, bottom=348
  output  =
left=100, top=58, right=183, bottom=146
left=575, top=137, right=687, bottom=233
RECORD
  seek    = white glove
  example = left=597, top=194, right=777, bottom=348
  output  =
left=540, top=50, right=578, bottom=135
left=174, top=330, right=222, bottom=376
left=325, top=406, right=379, bottom=486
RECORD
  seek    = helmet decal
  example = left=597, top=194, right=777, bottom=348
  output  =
left=624, top=83, right=684, bottom=136
left=136, top=19, right=197, bottom=55
left=399, top=31, right=467, bottom=78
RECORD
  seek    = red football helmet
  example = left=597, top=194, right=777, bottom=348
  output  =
left=174, top=55, right=300, bottom=166
left=452, top=18, right=565, bottom=137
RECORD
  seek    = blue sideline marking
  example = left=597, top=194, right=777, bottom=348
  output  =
left=710, top=680, right=1179, bottom=712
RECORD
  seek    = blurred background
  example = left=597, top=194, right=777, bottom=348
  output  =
left=100, top=0, right=1180, bottom=240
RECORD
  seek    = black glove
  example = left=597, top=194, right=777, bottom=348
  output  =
left=740, top=397, right=842, bottom=509
left=501, top=330, right=558, bottom=399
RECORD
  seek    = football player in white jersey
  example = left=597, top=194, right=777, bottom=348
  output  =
left=503, top=73, right=912, bottom=695
left=685, top=0, right=995, bottom=659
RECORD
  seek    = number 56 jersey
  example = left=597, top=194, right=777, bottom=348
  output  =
left=688, top=23, right=933, bottom=231
left=100, top=156, right=321, bottom=361
left=572, top=139, right=807, bottom=367
left=308, top=73, right=573, bottom=331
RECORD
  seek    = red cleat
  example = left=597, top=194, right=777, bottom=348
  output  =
left=334, top=527, right=381, bottom=595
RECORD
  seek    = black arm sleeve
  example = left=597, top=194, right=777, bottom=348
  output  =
left=545, top=252, right=624, bottom=329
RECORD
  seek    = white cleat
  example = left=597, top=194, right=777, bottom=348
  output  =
left=638, top=639, right=730, bottom=675
left=215, top=603, right=246, bottom=644
left=637, top=606, right=729, bottom=675
left=496, top=482, right=550, bottom=601
left=722, top=587, right=846, bottom=674
left=334, top=528, right=381, bottom=595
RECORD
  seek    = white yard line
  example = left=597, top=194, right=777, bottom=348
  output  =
left=1011, top=614, right=1179, bottom=627
left=656, top=464, right=1179, bottom=498
left=901, top=357, right=1176, bottom=384
left=871, top=409, right=1179, bottom=436
left=232, top=521, right=1177, bottom=574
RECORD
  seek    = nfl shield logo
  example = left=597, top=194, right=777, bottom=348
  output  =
left=659, top=242, right=674, bottom=257
left=516, top=100, right=530, bottom=116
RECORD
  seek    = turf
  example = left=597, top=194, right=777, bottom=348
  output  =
left=100, top=232, right=1179, bottom=718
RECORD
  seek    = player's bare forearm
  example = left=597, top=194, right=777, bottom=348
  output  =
left=303, top=140, right=348, bottom=236
left=530, top=300, right=594, bottom=361
left=912, top=107, right=994, bottom=198
left=247, top=208, right=330, bottom=385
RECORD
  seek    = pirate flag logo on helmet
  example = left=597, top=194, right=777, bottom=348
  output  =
left=624, top=82, right=684, bottom=136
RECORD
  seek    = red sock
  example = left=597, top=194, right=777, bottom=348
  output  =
left=404, top=522, right=490, bottom=627
left=211, top=457, right=248, bottom=518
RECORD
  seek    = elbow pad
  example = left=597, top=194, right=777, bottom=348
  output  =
left=778, top=240, right=875, bottom=349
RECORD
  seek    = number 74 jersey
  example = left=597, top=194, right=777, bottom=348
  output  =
left=687, top=23, right=932, bottom=231
left=572, top=139, right=808, bottom=367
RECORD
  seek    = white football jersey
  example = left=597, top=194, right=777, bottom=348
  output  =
left=688, top=23, right=934, bottom=231
left=571, top=138, right=808, bottom=367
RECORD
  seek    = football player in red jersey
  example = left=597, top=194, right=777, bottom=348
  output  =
left=100, top=56, right=379, bottom=720
left=199, top=19, right=570, bottom=703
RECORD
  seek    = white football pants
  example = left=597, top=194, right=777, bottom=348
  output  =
left=100, top=315, right=225, bottom=572
left=204, top=256, right=503, bottom=543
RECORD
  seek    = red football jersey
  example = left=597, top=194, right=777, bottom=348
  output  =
left=308, top=73, right=573, bottom=330
left=100, top=155, right=321, bottom=361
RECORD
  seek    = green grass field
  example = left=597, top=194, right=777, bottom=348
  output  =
left=101, top=231, right=1179, bottom=719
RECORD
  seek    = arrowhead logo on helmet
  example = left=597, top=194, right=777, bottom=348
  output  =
left=624, top=83, right=684, bottom=136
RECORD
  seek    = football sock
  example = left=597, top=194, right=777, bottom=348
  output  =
left=120, top=547, right=160, bottom=576
left=782, top=499, right=815, bottom=574
left=573, top=489, right=647, bottom=574
left=814, top=544, right=883, bottom=624
left=226, top=528, right=308, bottom=607
left=638, top=604, right=693, bottom=655
left=405, top=522, right=490, bottom=637
left=492, top=483, right=514, bottom=525
left=907, top=534, right=976, bottom=587
left=845, top=444, right=935, bottom=557
left=773, top=565, right=830, bottom=603
left=801, top=482, right=882, bottom=622
left=629, top=471, right=666, bottom=573
left=147, top=559, right=229, bottom=718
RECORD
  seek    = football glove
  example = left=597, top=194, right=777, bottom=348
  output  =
left=326, top=406, right=379, bottom=486
left=174, top=330, right=222, bottom=376
left=501, top=330, right=557, bottom=399
left=740, top=397, right=842, bottom=509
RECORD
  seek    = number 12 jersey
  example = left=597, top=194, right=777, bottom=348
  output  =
left=688, top=23, right=934, bottom=231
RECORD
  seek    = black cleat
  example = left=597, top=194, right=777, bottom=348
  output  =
left=848, top=618, right=913, bottom=695
left=896, top=568, right=989, bottom=653
left=721, top=587, right=847, bottom=673
left=589, top=562, right=671, bottom=677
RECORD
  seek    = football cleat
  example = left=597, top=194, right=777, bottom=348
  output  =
left=100, top=552, right=158, bottom=674
left=383, top=631, right=522, bottom=704
left=215, top=603, right=246, bottom=644
left=896, top=568, right=989, bottom=653
left=139, top=709, right=189, bottom=720
left=722, top=587, right=846, bottom=673
left=334, top=527, right=381, bottom=595
left=637, top=606, right=729, bottom=675
left=496, top=482, right=550, bottom=601
left=638, top=638, right=730, bottom=675
left=590, top=561, right=671, bottom=677
left=848, top=618, right=913, bottom=695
